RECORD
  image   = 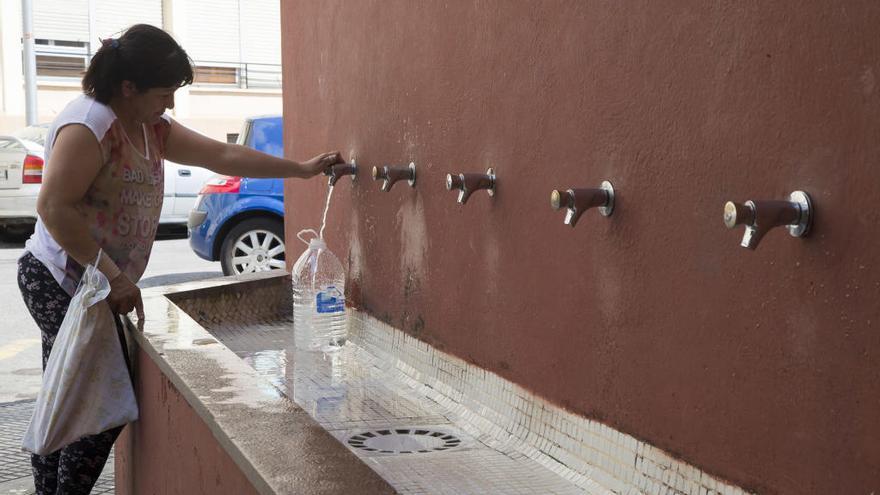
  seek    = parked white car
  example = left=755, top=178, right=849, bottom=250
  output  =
left=0, top=125, right=47, bottom=239
left=0, top=124, right=214, bottom=239
left=160, top=160, right=214, bottom=225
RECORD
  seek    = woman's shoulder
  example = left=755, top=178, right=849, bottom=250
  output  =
left=44, top=96, right=117, bottom=160
left=53, top=95, right=116, bottom=141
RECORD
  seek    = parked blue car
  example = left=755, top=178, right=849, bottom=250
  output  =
left=188, top=115, right=286, bottom=275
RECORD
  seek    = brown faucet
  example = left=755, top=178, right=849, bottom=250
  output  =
left=723, top=190, right=812, bottom=249
left=372, top=162, right=416, bottom=191
left=446, top=168, right=495, bottom=204
left=325, top=162, right=358, bottom=186
left=550, top=181, right=615, bottom=227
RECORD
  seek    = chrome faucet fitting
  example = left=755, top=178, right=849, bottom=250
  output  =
left=446, top=168, right=495, bottom=204
left=325, top=160, right=358, bottom=186
left=372, top=162, right=416, bottom=191
left=723, top=190, right=812, bottom=250
left=550, top=181, right=614, bottom=227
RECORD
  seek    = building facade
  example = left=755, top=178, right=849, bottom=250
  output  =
left=0, top=0, right=282, bottom=140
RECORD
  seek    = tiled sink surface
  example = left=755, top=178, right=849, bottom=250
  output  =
left=221, top=329, right=591, bottom=494
left=137, top=272, right=749, bottom=495
left=162, top=274, right=585, bottom=494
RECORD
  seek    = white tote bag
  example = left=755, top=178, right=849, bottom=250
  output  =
left=22, top=251, right=139, bottom=456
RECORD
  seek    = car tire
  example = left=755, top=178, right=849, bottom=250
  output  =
left=219, top=217, right=286, bottom=276
left=0, top=224, right=35, bottom=243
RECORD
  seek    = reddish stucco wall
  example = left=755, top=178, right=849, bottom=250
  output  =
left=115, top=349, right=260, bottom=495
left=281, top=2, right=880, bottom=493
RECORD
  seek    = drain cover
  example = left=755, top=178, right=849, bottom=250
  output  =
left=346, top=428, right=461, bottom=454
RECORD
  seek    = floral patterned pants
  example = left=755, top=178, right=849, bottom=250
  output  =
left=17, top=252, right=126, bottom=495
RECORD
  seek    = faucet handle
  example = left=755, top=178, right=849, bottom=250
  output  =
left=550, top=189, right=573, bottom=210
left=445, top=173, right=463, bottom=191
left=723, top=201, right=756, bottom=228
left=372, top=165, right=388, bottom=181
left=372, top=165, right=390, bottom=191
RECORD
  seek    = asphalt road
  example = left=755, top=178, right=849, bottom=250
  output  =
left=0, top=228, right=223, bottom=403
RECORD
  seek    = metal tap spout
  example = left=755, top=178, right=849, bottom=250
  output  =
left=325, top=162, right=358, bottom=186
left=446, top=168, right=495, bottom=204
left=372, top=162, right=416, bottom=191
left=550, top=181, right=615, bottom=227
left=723, top=191, right=812, bottom=250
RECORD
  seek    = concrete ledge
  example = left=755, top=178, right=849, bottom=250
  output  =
left=118, top=272, right=394, bottom=495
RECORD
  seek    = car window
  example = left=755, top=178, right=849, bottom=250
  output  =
left=0, top=138, right=24, bottom=151
left=12, top=125, right=49, bottom=146
left=20, top=139, right=45, bottom=154
left=248, top=118, right=283, bottom=157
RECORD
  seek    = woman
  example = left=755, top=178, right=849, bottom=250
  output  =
left=18, top=24, right=342, bottom=494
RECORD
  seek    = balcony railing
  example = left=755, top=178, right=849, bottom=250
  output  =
left=191, top=60, right=282, bottom=89
left=30, top=45, right=282, bottom=90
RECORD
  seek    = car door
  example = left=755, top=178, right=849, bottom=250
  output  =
left=172, top=162, right=214, bottom=216
left=160, top=160, right=178, bottom=221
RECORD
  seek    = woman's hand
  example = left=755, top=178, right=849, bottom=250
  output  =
left=108, top=273, right=145, bottom=321
left=300, top=151, right=344, bottom=178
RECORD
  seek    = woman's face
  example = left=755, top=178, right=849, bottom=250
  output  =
left=136, top=87, right=177, bottom=124
left=120, top=82, right=177, bottom=124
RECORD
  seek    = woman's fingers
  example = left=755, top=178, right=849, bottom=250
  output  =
left=320, top=151, right=343, bottom=170
left=326, top=151, right=342, bottom=164
left=108, top=273, right=142, bottom=317
left=135, top=296, right=145, bottom=321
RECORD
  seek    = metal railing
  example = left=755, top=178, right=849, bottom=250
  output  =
left=28, top=46, right=282, bottom=89
left=239, top=62, right=283, bottom=89
left=191, top=60, right=282, bottom=89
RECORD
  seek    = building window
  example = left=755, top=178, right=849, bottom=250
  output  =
left=35, top=54, right=87, bottom=78
left=36, top=39, right=86, bottom=48
left=193, top=65, right=239, bottom=85
left=33, top=39, right=88, bottom=80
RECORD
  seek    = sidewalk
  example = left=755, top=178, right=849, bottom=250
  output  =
left=0, top=400, right=114, bottom=495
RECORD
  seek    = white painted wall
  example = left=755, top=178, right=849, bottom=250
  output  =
left=0, top=0, right=26, bottom=119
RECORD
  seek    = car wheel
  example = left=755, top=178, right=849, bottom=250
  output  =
left=0, top=224, right=35, bottom=243
left=219, top=217, right=286, bottom=276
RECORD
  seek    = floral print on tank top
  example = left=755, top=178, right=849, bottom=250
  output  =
left=67, top=119, right=169, bottom=284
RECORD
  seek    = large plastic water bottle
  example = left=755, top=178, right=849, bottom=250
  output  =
left=292, top=230, right=347, bottom=352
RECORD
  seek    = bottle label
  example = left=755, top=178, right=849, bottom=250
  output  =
left=316, top=286, right=345, bottom=313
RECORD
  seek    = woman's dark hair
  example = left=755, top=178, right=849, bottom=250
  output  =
left=82, top=24, right=193, bottom=103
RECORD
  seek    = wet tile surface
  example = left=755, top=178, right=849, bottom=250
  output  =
left=201, top=318, right=585, bottom=494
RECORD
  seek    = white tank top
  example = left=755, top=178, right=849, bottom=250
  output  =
left=25, top=95, right=171, bottom=295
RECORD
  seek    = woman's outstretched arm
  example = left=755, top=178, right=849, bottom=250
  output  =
left=163, top=119, right=343, bottom=178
